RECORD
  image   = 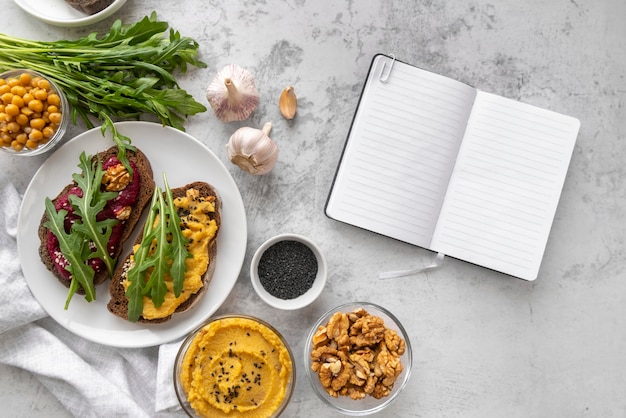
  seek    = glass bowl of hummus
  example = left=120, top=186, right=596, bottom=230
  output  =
left=304, top=302, right=412, bottom=416
left=174, top=314, right=296, bottom=418
left=0, top=69, right=69, bottom=156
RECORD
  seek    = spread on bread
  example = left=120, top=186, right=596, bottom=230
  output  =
left=107, top=181, right=221, bottom=323
left=39, top=147, right=155, bottom=308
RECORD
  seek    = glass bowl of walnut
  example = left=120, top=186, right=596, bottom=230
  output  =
left=304, top=302, right=412, bottom=415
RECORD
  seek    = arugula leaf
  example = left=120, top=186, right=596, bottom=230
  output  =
left=69, top=152, right=119, bottom=276
left=44, top=199, right=96, bottom=308
left=125, top=190, right=159, bottom=323
left=124, top=174, right=191, bottom=322
left=164, top=175, right=192, bottom=297
left=142, top=191, right=170, bottom=307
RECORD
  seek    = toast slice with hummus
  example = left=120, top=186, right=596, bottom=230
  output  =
left=107, top=181, right=221, bottom=323
left=38, top=146, right=155, bottom=294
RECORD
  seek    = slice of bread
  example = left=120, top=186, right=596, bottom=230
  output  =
left=107, top=181, right=221, bottom=324
left=38, top=146, right=155, bottom=293
left=65, top=0, right=114, bottom=15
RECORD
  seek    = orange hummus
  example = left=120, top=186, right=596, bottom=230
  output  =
left=180, top=317, right=293, bottom=418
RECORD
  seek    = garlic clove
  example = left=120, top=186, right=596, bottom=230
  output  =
left=279, top=86, right=297, bottom=120
left=227, top=122, right=278, bottom=175
left=206, top=64, right=260, bottom=122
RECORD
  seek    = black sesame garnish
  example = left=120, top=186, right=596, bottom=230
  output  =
left=258, top=240, right=318, bottom=299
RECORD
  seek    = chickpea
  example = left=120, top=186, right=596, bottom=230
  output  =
left=11, top=95, right=24, bottom=108
left=29, top=129, right=43, bottom=141
left=7, top=121, right=20, bottom=133
left=30, top=118, right=45, bottom=131
left=15, top=133, right=27, bottom=144
left=37, top=78, right=50, bottom=90
left=28, top=99, right=44, bottom=113
left=11, top=140, right=23, bottom=151
left=11, top=85, right=26, bottom=97
left=1, top=92, right=13, bottom=105
left=5, top=104, right=19, bottom=117
left=16, top=114, right=28, bottom=126
left=34, top=89, right=48, bottom=101
left=48, top=112, right=62, bottom=125
left=18, top=73, right=31, bottom=86
left=43, top=126, right=55, bottom=138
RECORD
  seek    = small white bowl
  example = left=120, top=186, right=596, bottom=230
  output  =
left=250, top=233, right=327, bottom=310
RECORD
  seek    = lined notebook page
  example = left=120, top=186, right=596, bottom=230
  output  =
left=432, top=91, right=580, bottom=280
left=325, top=55, right=476, bottom=247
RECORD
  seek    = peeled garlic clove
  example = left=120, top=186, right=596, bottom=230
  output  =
left=227, top=122, right=278, bottom=175
left=279, top=86, right=297, bottom=120
left=206, top=64, right=260, bottom=122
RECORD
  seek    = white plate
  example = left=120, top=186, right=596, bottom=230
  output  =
left=13, top=0, right=126, bottom=27
left=17, top=121, right=247, bottom=348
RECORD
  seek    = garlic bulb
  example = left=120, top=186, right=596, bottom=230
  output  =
left=206, top=64, right=259, bottom=122
left=227, top=122, right=278, bottom=175
left=279, top=86, right=297, bottom=119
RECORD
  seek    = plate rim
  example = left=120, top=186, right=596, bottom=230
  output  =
left=12, top=0, right=127, bottom=27
left=17, top=121, right=247, bottom=347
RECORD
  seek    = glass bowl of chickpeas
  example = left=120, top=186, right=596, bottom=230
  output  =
left=0, top=69, right=69, bottom=156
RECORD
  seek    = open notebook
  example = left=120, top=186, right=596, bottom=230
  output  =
left=325, top=54, right=580, bottom=281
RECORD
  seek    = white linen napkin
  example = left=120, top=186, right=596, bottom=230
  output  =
left=0, top=172, right=184, bottom=417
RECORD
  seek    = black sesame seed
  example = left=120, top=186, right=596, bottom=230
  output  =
left=257, top=240, right=318, bottom=299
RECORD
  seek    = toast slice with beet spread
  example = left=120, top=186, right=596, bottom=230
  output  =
left=107, top=181, right=221, bottom=324
left=38, top=146, right=155, bottom=295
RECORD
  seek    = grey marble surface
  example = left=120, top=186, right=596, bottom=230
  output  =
left=2, top=0, right=625, bottom=417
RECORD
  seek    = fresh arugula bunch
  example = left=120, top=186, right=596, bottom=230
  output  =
left=126, top=174, right=191, bottom=323
left=0, top=12, right=207, bottom=168
left=44, top=152, right=119, bottom=309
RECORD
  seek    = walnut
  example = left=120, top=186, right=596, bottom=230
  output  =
left=309, top=307, right=407, bottom=402
left=349, top=315, right=385, bottom=348
left=102, top=163, right=130, bottom=191
left=354, top=347, right=375, bottom=363
left=383, top=328, right=406, bottom=355
left=311, top=346, right=339, bottom=365
left=115, top=206, right=132, bottom=220
left=364, top=375, right=377, bottom=394
left=314, top=349, right=351, bottom=396
left=349, top=353, right=371, bottom=386
left=371, top=382, right=392, bottom=399
left=312, top=325, right=329, bottom=347
left=375, top=347, right=403, bottom=387
left=347, top=307, right=368, bottom=322
left=326, top=312, right=349, bottom=339
left=347, top=387, right=367, bottom=400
